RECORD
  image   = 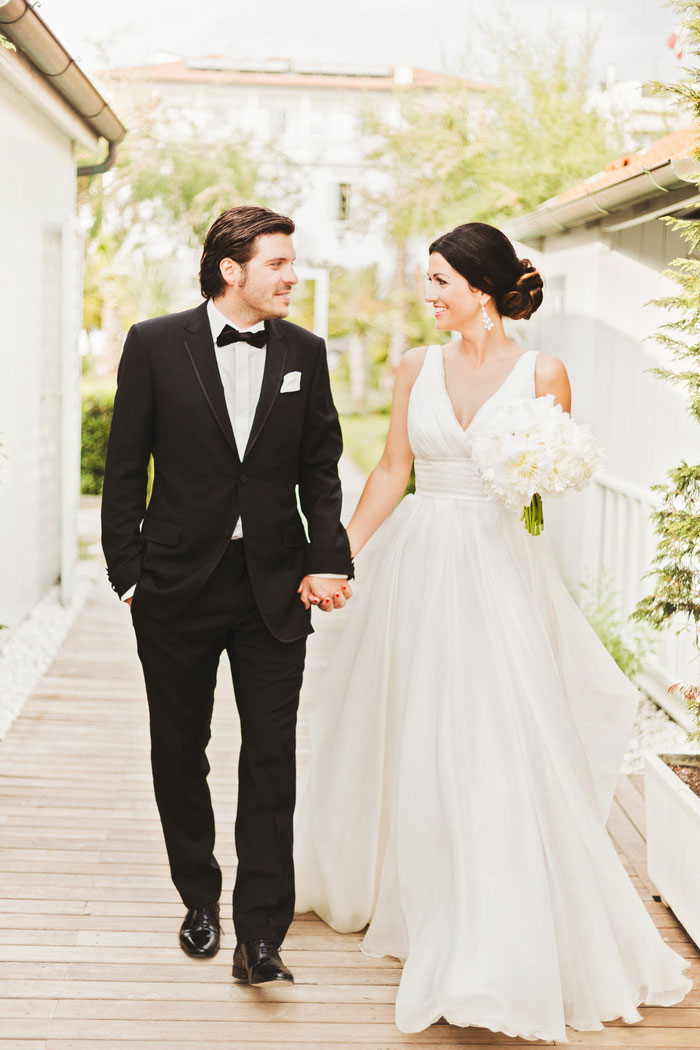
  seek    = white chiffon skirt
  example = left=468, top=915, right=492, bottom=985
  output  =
left=294, top=492, right=691, bottom=1041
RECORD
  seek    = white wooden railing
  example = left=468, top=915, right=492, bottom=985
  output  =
left=589, top=472, right=699, bottom=725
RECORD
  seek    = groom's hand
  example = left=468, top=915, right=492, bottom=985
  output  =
left=297, top=576, right=352, bottom=612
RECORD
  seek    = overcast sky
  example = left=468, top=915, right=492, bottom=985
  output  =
left=38, top=0, right=682, bottom=86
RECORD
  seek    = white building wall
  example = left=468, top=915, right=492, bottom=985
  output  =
left=525, top=221, right=698, bottom=488
left=518, top=217, right=700, bottom=682
left=0, top=66, right=79, bottom=629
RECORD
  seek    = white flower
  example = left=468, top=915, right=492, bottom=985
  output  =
left=470, top=395, right=601, bottom=517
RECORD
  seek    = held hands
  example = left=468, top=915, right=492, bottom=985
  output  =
left=125, top=582, right=352, bottom=611
left=297, top=576, right=353, bottom=612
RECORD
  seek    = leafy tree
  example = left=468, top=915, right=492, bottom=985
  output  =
left=360, top=88, right=491, bottom=367
left=77, top=111, right=272, bottom=371
left=482, top=19, right=624, bottom=219
left=358, top=18, right=624, bottom=373
left=117, top=128, right=261, bottom=246
left=287, top=278, right=316, bottom=332
left=362, top=86, right=491, bottom=253
left=633, top=1, right=700, bottom=674
left=329, top=266, right=394, bottom=411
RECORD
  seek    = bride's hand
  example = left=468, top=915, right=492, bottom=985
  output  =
left=297, top=576, right=352, bottom=611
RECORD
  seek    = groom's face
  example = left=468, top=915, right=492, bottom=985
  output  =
left=237, top=233, right=299, bottom=321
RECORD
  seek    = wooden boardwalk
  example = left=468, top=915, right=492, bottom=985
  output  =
left=0, top=573, right=699, bottom=1050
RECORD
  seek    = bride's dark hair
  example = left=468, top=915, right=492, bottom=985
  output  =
left=429, top=222, right=543, bottom=320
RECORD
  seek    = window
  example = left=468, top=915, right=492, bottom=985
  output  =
left=338, top=183, right=351, bottom=221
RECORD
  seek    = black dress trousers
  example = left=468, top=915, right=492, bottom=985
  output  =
left=130, top=539, right=306, bottom=946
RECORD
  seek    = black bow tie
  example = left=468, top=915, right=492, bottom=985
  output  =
left=217, top=325, right=267, bottom=348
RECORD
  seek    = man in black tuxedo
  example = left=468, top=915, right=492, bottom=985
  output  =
left=101, top=205, right=353, bottom=984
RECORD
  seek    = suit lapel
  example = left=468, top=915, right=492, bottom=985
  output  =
left=244, top=320, right=287, bottom=460
left=183, top=302, right=240, bottom=460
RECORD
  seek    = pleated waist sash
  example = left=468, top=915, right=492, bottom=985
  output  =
left=414, top=458, right=492, bottom=502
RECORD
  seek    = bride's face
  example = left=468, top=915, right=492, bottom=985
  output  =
left=425, top=252, right=482, bottom=331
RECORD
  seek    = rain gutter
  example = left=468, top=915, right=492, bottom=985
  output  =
left=504, top=156, right=700, bottom=244
left=0, top=0, right=125, bottom=174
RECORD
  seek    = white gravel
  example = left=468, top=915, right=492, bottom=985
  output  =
left=0, top=567, right=97, bottom=740
left=622, top=693, right=700, bottom=773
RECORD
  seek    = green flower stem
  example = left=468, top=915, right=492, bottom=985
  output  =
left=521, top=493, right=544, bottom=536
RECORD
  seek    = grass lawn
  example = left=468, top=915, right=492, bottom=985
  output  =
left=338, top=412, right=390, bottom=476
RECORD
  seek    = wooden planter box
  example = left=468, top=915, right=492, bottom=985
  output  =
left=645, top=752, right=700, bottom=948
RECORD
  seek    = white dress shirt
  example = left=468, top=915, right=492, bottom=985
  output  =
left=120, top=301, right=344, bottom=600
left=207, top=298, right=266, bottom=539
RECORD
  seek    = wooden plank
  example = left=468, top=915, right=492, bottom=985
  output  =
left=614, top=774, right=647, bottom=838
left=0, top=982, right=399, bottom=1004
left=44, top=1044, right=542, bottom=1050
left=0, top=913, right=336, bottom=934
left=607, top=799, right=650, bottom=886
left=0, top=900, right=86, bottom=915
left=564, top=1030, right=700, bottom=1046
left=0, top=965, right=68, bottom=980
left=0, top=930, right=76, bottom=945
left=51, top=999, right=397, bottom=1021
left=607, top=1008, right=700, bottom=1026
left=0, top=1001, right=56, bottom=1018
left=0, top=946, right=399, bottom=967
left=0, top=1042, right=46, bottom=1050
left=59, top=963, right=402, bottom=986
left=0, top=1019, right=544, bottom=1043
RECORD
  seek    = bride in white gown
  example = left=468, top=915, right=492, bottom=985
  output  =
left=294, top=222, right=691, bottom=1041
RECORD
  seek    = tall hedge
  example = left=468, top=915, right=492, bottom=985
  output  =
left=81, top=389, right=114, bottom=495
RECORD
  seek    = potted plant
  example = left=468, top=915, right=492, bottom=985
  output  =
left=643, top=687, right=700, bottom=947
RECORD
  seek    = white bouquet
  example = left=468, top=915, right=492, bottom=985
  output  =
left=470, top=395, right=601, bottom=535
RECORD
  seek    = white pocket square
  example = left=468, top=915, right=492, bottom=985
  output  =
left=280, top=371, right=302, bottom=393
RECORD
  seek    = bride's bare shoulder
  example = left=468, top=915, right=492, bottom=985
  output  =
left=535, top=352, right=568, bottom=381
left=534, top=353, right=571, bottom=410
left=396, top=345, right=432, bottom=386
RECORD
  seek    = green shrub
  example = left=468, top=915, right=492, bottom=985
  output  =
left=576, top=573, right=654, bottom=679
left=81, top=389, right=114, bottom=495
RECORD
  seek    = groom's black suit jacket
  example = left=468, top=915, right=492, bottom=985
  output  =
left=101, top=301, right=353, bottom=642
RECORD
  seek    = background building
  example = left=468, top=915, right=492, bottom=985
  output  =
left=96, top=57, right=490, bottom=276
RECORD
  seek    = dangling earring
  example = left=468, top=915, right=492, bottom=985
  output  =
left=481, top=303, right=494, bottom=332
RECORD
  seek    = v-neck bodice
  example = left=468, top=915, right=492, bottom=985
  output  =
left=407, top=345, right=538, bottom=501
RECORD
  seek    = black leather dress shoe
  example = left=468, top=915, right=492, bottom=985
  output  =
left=232, top=939, right=294, bottom=984
left=179, top=903, right=221, bottom=958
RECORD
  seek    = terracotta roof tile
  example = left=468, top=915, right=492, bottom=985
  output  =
left=556, top=125, right=698, bottom=204
left=97, top=59, right=489, bottom=93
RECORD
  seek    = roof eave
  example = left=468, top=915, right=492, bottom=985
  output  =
left=503, top=156, right=700, bottom=243
left=0, top=0, right=125, bottom=163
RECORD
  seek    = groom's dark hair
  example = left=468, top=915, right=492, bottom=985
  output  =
left=200, top=205, right=295, bottom=299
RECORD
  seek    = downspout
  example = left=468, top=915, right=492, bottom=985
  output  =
left=0, top=0, right=126, bottom=175
left=77, top=140, right=120, bottom=178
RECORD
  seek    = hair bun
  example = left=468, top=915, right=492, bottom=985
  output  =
left=499, top=258, right=544, bottom=320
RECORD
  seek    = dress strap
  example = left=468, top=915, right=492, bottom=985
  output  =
left=516, top=349, right=539, bottom=398
left=414, top=344, right=444, bottom=385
